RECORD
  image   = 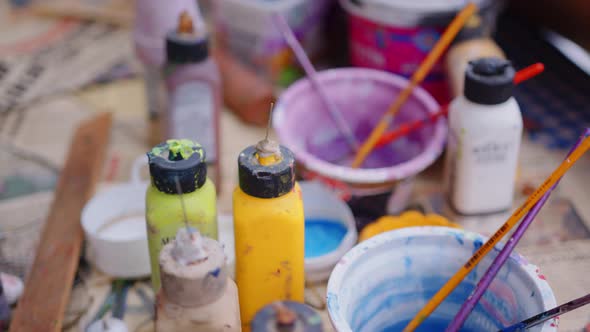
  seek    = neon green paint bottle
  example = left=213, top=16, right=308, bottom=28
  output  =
left=145, top=139, right=217, bottom=291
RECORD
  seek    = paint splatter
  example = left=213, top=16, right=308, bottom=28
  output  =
left=404, top=257, right=412, bottom=270
left=327, top=292, right=339, bottom=316
left=454, top=233, right=464, bottom=245
left=473, top=239, right=483, bottom=252
left=208, top=268, right=220, bottom=277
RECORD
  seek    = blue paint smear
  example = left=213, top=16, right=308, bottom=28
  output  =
left=404, top=257, right=412, bottom=270
left=382, top=318, right=477, bottom=332
left=305, top=218, right=347, bottom=258
left=351, top=275, right=504, bottom=332
left=208, top=267, right=221, bottom=277
left=453, top=232, right=464, bottom=245
left=473, top=239, right=483, bottom=252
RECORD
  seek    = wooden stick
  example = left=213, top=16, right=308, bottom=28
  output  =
left=351, top=2, right=477, bottom=168
left=10, top=113, right=112, bottom=332
left=402, top=134, right=590, bottom=332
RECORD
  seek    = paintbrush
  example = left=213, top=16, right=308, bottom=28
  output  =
left=272, top=13, right=360, bottom=152
left=351, top=2, right=477, bottom=168
left=445, top=127, right=590, bottom=332
left=499, top=293, right=590, bottom=332
left=374, top=62, right=545, bottom=148
left=402, top=133, right=590, bottom=332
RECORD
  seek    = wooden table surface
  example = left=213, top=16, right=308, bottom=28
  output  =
left=3, top=78, right=590, bottom=331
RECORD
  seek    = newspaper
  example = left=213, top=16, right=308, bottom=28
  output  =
left=0, top=6, right=135, bottom=115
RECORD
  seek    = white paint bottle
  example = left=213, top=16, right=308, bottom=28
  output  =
left=163, top=11, right=222, bottom=188
left=443, top=57, right=522, bottom=215
left=133, top=0, right=203, bottom=145
left=156, top=228, right=241, bottom=332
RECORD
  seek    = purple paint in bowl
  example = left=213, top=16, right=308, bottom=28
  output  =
left=273, top=68, right=446, bottom=187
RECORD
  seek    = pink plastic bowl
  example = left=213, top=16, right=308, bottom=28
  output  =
left=274, top=68, right=446, bottom=192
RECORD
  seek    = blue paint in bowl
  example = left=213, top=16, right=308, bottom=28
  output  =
left=305, top=218, right=348, bottom=258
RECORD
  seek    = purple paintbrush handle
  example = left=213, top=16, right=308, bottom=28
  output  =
left=446, top=128, right=590, bottom=332
left=272, top=14, right=359, bottom=151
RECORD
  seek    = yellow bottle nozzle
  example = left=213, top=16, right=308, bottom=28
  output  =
left=255, top=139, right=282, bottom=166
left=177, top=11, right=195, bottom=35
left=255, top=103, right=282, bottom=166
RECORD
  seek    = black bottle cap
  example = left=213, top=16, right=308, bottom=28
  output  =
left=166, top=33, right=208, bottom=64
left=238, top=144, right=296, bottom=199
left=166, top=12, right=208, bottom=64
left=464, top=57, right=515, bottom=105
left=147, top=140, right=207, bottom=194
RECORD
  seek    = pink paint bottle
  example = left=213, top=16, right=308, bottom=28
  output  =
left=163, top=12, right=222, bottom=188
left=133, top=0, right=203, bottom=144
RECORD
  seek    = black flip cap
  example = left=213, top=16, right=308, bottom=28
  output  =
left=238, top=145, right=295, bottom=199
left=166, top=31, right=209, bottom=64
left=147, top=141, right=207, bottom=194
left=464, top=57, right=515, bottom=105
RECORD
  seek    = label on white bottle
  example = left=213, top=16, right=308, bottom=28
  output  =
left=446, top=126, right=520, bottom=214
left=170, top=81, right=216, bottom=162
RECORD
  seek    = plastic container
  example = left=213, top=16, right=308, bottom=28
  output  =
left=156, top=229, right=241, bottom=332
left=274, top=68, right=446, bottom=214
left=133, top=0, right=204, bottom=143
left=145, top=140, right=217, bottom=292
left=300, top=181, right=357, bottom=283
left=339, top=0, right=497, bottom=104
left=213, top=0, right=332, bottom=82
left=233, top=140, right=305, bottom=331
left=327, top=227, right=557, bottom=332
left=443, top=58, right=522, bottom=215
left=163, top=12, right=222, bottom=187
left=81, top=161, right=150, bottom=279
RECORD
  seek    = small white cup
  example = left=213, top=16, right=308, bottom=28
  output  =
left=81, top=157, right=150, bottom=278
left=300, top=181, right=357, bottom=283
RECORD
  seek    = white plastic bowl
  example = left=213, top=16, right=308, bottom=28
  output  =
left=81, top=181, right=150, bottom=278
left=300, top=181, right=357, bottom=283
left=327, top=227, right=557, bottom=332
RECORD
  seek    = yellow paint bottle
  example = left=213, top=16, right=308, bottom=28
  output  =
left=233, top=138, right=305, bottom=331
